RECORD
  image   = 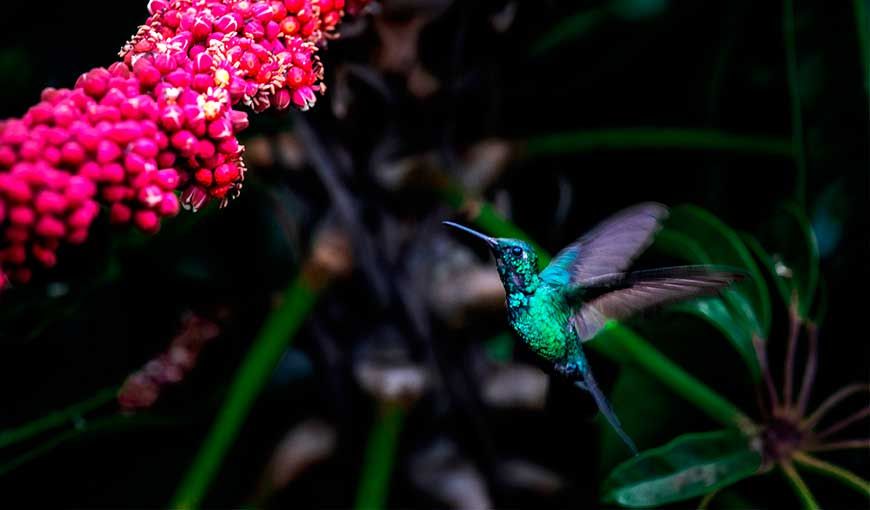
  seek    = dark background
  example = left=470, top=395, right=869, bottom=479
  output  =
left=0, top=1, right=867, bottom=508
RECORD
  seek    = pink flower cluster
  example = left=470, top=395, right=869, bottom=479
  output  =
left=0, top=0, right=368, bottom=285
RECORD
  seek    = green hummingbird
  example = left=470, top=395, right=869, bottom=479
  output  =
left=444, top=203, right=744, bottom=454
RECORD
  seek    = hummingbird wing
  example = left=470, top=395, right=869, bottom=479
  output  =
left=540, top=202, right=669, bottom=289
left=572, top=266, right=745, bottom=341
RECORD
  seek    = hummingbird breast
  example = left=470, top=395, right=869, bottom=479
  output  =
left=507, top=285, right=573, bottom=361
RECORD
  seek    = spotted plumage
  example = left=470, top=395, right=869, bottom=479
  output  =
left=444, top=203, right=745, bottom=455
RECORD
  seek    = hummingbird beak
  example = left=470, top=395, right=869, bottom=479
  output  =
left=442, top=221, right=498, bottom=249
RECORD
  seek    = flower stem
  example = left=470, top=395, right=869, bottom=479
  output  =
left=596, top=324, right=752, bottom=429
left=0, top=415, right=172, bottom=477
left=522, top=129, right=794, bottom=158
left=0, top=386, right=117, bottom=449
left=354, top=403, right=405, bottom=510
left=781, top=460, right=820, bottom=509
left=170, top=272, right=323, bottom=509
left=793, top=451, right=870, bottom=496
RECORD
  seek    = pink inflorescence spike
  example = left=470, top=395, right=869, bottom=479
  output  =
left=0, top=0, right=369, bottom=285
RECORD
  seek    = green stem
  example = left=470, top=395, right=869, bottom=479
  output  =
left=784, top=0, right=808, bottom=208
left=0, top=387, right=117, bottom=449
left=781, top=460, right=821, bottom=509
left=855, top=0, right=870, bottom=97
left=0, top=415, right=172, bottom=477
left=170, top=274, right=320, bottom=509
left=523, top=129, right=794, bottom=158
left=793, top=451, right=870, bottom=497
left=354, top=403, right=405, bottom=510
left=595, top=324, right=751, bottom=429
left=441, top=189, right=752, bottom=430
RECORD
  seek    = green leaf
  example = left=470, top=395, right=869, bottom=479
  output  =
left=670, top=294, right=759, bottom=381
left=654, top=225, right=763, bottom=380
left=662, top=206, right=771, bottom=334
left=598, top=367, right=678, bottom=474
left=601, top=430, right=761, bottom=507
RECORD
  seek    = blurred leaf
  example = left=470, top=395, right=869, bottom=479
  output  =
left=811, top=180, right=849, bottom=258
left=654, top=225, right=763, bottom=380
left=601, top=430, right=761, bottom=507
left=745, top=203, right=820, bottom=319
left=599, top=367, right=677, bottom=474
left=670, top=295, right=759, bottom=381
left=593, top=324, right=749, bottom=428
left=610, top=0, right=669, bottom=20
left=663, top=205, right=771, bottom=336
left=484, top=332, right=515, bottom=362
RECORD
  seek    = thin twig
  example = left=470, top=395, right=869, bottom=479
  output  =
left=784, top=300, right=800, bottom=407
left=806, top=439, right=870, bottom=452
left=293, top=112, right=391, bottom=303
left=816, top=407, right=870, bottom=440
left=753, top=335, right=780, bottom=410
left=796, top=321, right=818, bottom=416
left=805, top=384, right=870, bottom=428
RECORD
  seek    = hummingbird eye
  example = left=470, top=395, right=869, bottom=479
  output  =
left=512, top=246, right=523, bottom=256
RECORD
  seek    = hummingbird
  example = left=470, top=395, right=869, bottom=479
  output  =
left=444, top=203, right=744, bottom=454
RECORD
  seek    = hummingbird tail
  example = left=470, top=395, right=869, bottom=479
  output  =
left=575, top=372, right=638, bottom=456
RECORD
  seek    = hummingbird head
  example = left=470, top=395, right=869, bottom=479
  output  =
left=442, top=222, right=540, bottom=294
